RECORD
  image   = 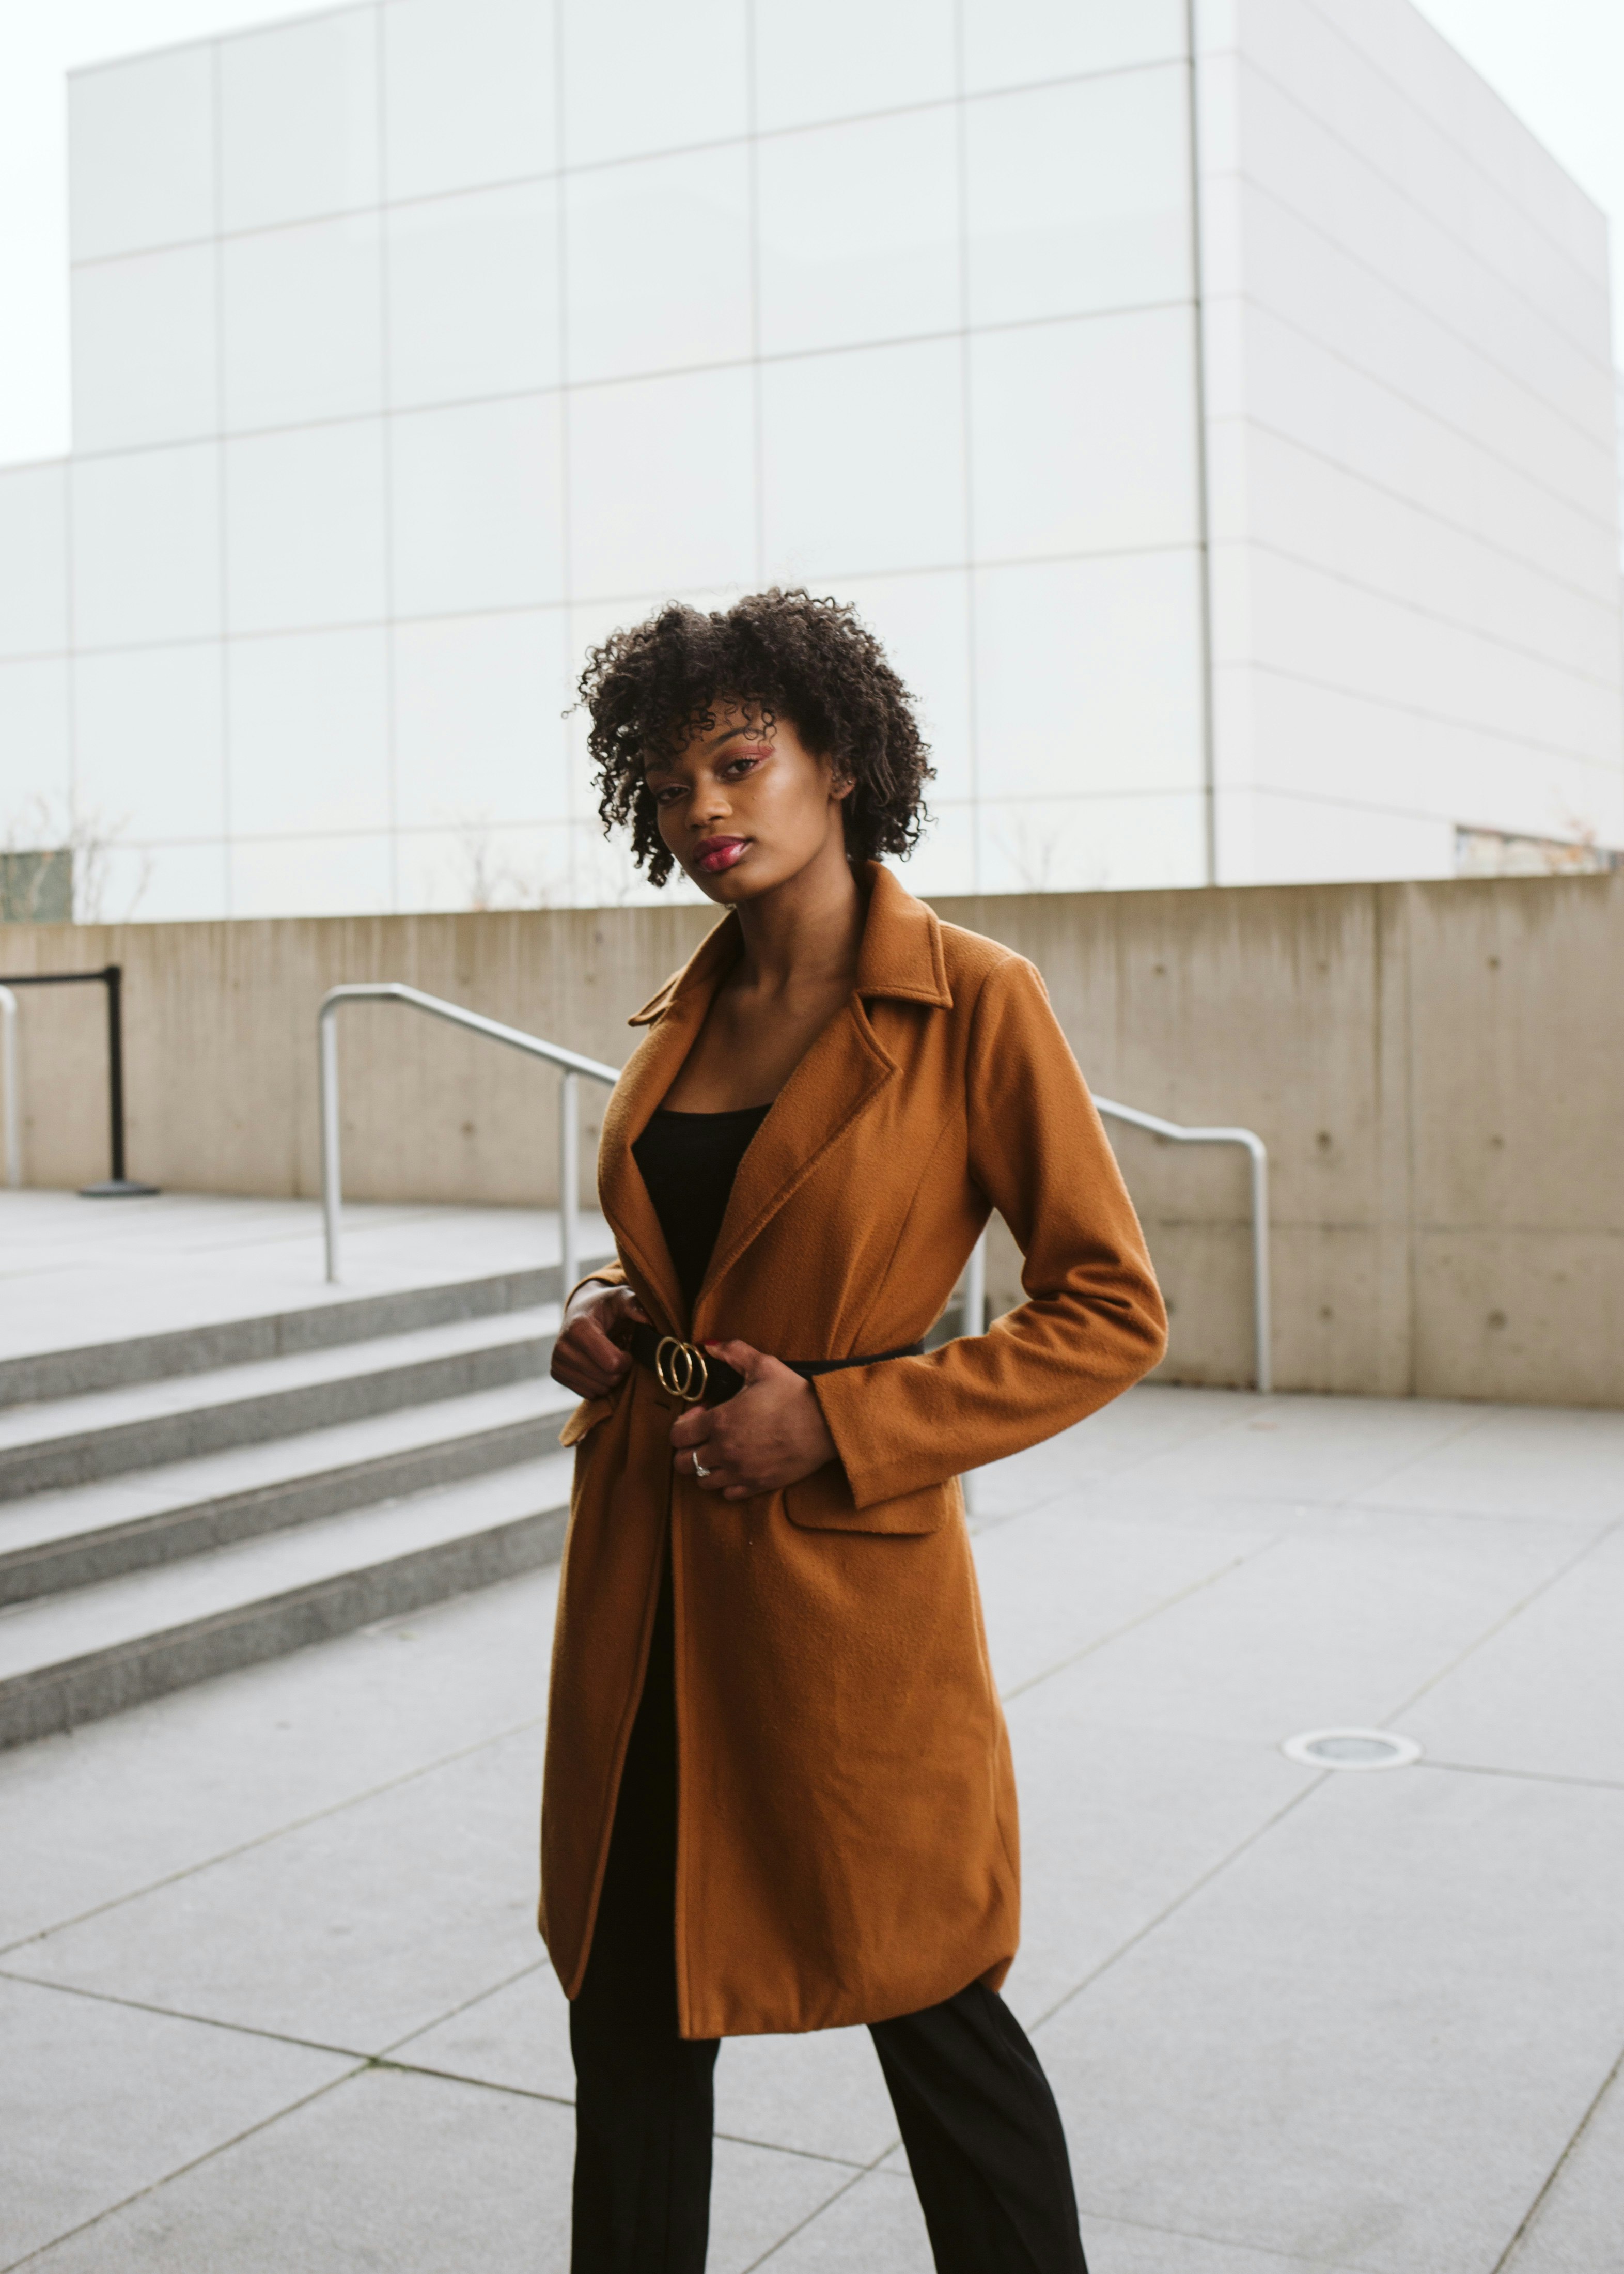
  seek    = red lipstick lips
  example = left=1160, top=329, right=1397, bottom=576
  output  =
left=694, top=837, right=747, bottom=874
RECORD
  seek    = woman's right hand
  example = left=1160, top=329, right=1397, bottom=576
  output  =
left=550, top=1282, right=648, bottom=1400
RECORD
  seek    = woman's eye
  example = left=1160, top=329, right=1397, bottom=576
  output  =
left=723, top=757, right=761, bottom=780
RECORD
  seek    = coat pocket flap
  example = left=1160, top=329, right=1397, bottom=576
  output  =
left=784, top=1466, right=950, bottom=1536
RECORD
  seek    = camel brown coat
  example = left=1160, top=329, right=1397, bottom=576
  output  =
left=539, top=864, right=1166, bottom=2038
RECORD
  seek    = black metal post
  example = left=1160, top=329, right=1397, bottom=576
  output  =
left=0, top=963, right=158, bottom=1197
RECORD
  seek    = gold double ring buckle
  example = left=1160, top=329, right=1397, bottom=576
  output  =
left=654, top=1336, right=710, bottom=1403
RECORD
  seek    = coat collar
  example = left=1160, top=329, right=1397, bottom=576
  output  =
left=626, top=862, right=953, bottom=1026
left=602, top=865, right=951, bottom=1333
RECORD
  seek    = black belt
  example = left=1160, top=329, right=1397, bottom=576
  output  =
left=626, top=1323, right=924, bottom=1406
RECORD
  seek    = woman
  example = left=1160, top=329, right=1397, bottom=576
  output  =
left=545, top=589, right=1166, bottom=2272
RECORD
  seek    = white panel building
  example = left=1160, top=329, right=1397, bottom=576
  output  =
left=0, top=0, right=1618, bottom=920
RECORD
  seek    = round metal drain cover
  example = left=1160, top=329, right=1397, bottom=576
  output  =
left=1282, top=1728, right=1422, bottom=1772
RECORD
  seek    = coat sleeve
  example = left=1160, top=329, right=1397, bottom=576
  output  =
left=812, top=954, right=1168, bottom=1510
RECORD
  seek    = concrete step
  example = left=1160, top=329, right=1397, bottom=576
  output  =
left=0, top=1378, right=579, bottom=1605
left=0, top=1455, right=575, bottom=1750
left=0, top=1254, right=610, bottom=1409
left=0, top=1309, right=565, bottom=1502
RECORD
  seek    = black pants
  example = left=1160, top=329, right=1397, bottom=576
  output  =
left=569, top=1564, right=1088, bottom=2273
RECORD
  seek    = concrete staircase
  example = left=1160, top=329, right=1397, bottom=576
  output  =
left=0, top=1263, right=596, bottom=1751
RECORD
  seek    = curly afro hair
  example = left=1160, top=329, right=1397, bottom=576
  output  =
left=577, top=588, right=934, bottom=888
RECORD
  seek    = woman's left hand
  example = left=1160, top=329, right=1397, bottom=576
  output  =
left=669, top=1340, right=838, bottom=1500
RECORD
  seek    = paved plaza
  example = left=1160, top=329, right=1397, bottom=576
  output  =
left=1, top=1201, right=1621, bottom=2270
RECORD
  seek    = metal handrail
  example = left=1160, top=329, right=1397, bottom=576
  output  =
left=956, top=1096, right=1271, bottom=1394
left=0, top=963, right=156, bottom=1196
left=1094, top=1095, right=1271, bottom=1393
left=318, top=984, right=1271, bottom=1390
left=317, top=984, right=620, bottom=1289
left=0, top=987, right=19, bottom=1189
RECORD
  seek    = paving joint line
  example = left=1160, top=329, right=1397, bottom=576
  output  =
left=1489, top=2037, right=1624, bottom=2273
left=1025, top=1769, right=1332, bottom=2034
left=1, top=2062, right=367, bottom=2274
left=739, top=2129, right=906, bottom=2271
left=1385, top=1515, right=1623, bottom=1724
left=1074, top=2195, right=1369, bottom=2272
left=0, top=1704, right=550, bottom=1957
left=999, top=1545, right=1269, bottom=1703
left=1417, top=1757, right=1624, bottom=1795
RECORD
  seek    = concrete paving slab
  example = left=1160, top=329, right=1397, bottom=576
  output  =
left=1351, top=1403, right=1624, bottom=1522
left=0, top=1973, right=354, bottom=2265
left=1501, top=2050, right=1624, bottom=2273
left=389, top=1958, right=908, bottom=2172
left=969, top=1386, right=1247, bottom=1521
left=976, top=1504, right=1275, bottom=1697
left=1095, top=1394, right=1482, bottom=1509
left=1024, top=1517, right=1581, bottom=1748
left=755, top=2166, right=930, bottom=2272
left=715, top=2023, right=901, bottom=2168
left=1076, top=2217, right=1362, bottom=2272
left=708, top=2136, right=867, bottom=2273
left=1003, top=1700, right=1306, bottom=2024
left=10, top=2063, right=569, bottom=2274
left=389, top=1960, right=575, bottom=2102
left=1034, top=1768, right=1624, bottom=2273
left=0, top=1566, right=557, bottom=1949
left=1403, top=1524, right=1624, bottom=1785
left=10, top=1724, right=547, bottom=2052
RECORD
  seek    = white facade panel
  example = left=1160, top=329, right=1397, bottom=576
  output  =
left=970, top=309, right=1201, bottom=562
left=1201, top=0, right=1622, bottom=886
left=963, top=67, right=1192, bottom=329
left=0, top=660, right=72, bottom=815
left=558, top=0, right=749, bottom=170
left=761, top=338, right=966, bottom=581
left=568, top=367, right=756, bottom=601
left=390, top=395, right=566, bottom=617
left=71, top=246, right=218, bottom=453
left=219, top=9, right=379, bottom=233
left=960, top=0, right=1187, bottom=95
left=68, top=46, right=215, bottom=262
left=382, top=0, right=557, bottom=201
left=224, top=423, right=388, bottom=633
left=10, top=0, right=1618, bottom=916
left=976, top=790, right=1209, bottom=893
left=565, top=147, right=753, bottom=385
left=74, top=645, right=225, bottom=840
left=221, top=215, right=384, bottom=433
left=385, top=184, right=561, bottom=408
left=230, top=830, right=395, bottom=915
left=71, top=445, right=221, bottom=649
left=392, top=609, right=572, bottom=830
left=756, top=110, right=960, bottom=360
left=974, top=553, right=1207, bottom=803
left=227, top=627, right=391, bottom=836
left=753, top=0, right=955, bottom=132
left=0, top=464, right=70, bottom=659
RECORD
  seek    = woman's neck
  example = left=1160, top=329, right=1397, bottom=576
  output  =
left=731, top=843, right=864, bottom=1000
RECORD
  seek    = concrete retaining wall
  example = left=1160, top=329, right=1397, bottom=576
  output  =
left=4, top=873, right=1620, bottom=1406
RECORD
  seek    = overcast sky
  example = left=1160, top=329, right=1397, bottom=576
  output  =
left=0, top=0, right=1619, bottom=471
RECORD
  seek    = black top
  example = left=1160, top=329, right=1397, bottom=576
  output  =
left=632, top=1104, right=771, bottom=1319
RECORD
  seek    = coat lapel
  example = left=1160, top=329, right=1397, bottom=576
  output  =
left=598, top=866, right=954, bottom=1335
left=597, top=915, right=739, bottom=1334
left=697, top=865, right=952, bottom=1318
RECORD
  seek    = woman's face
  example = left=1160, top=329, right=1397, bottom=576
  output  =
left=645, top=702, right=851, bottom=905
